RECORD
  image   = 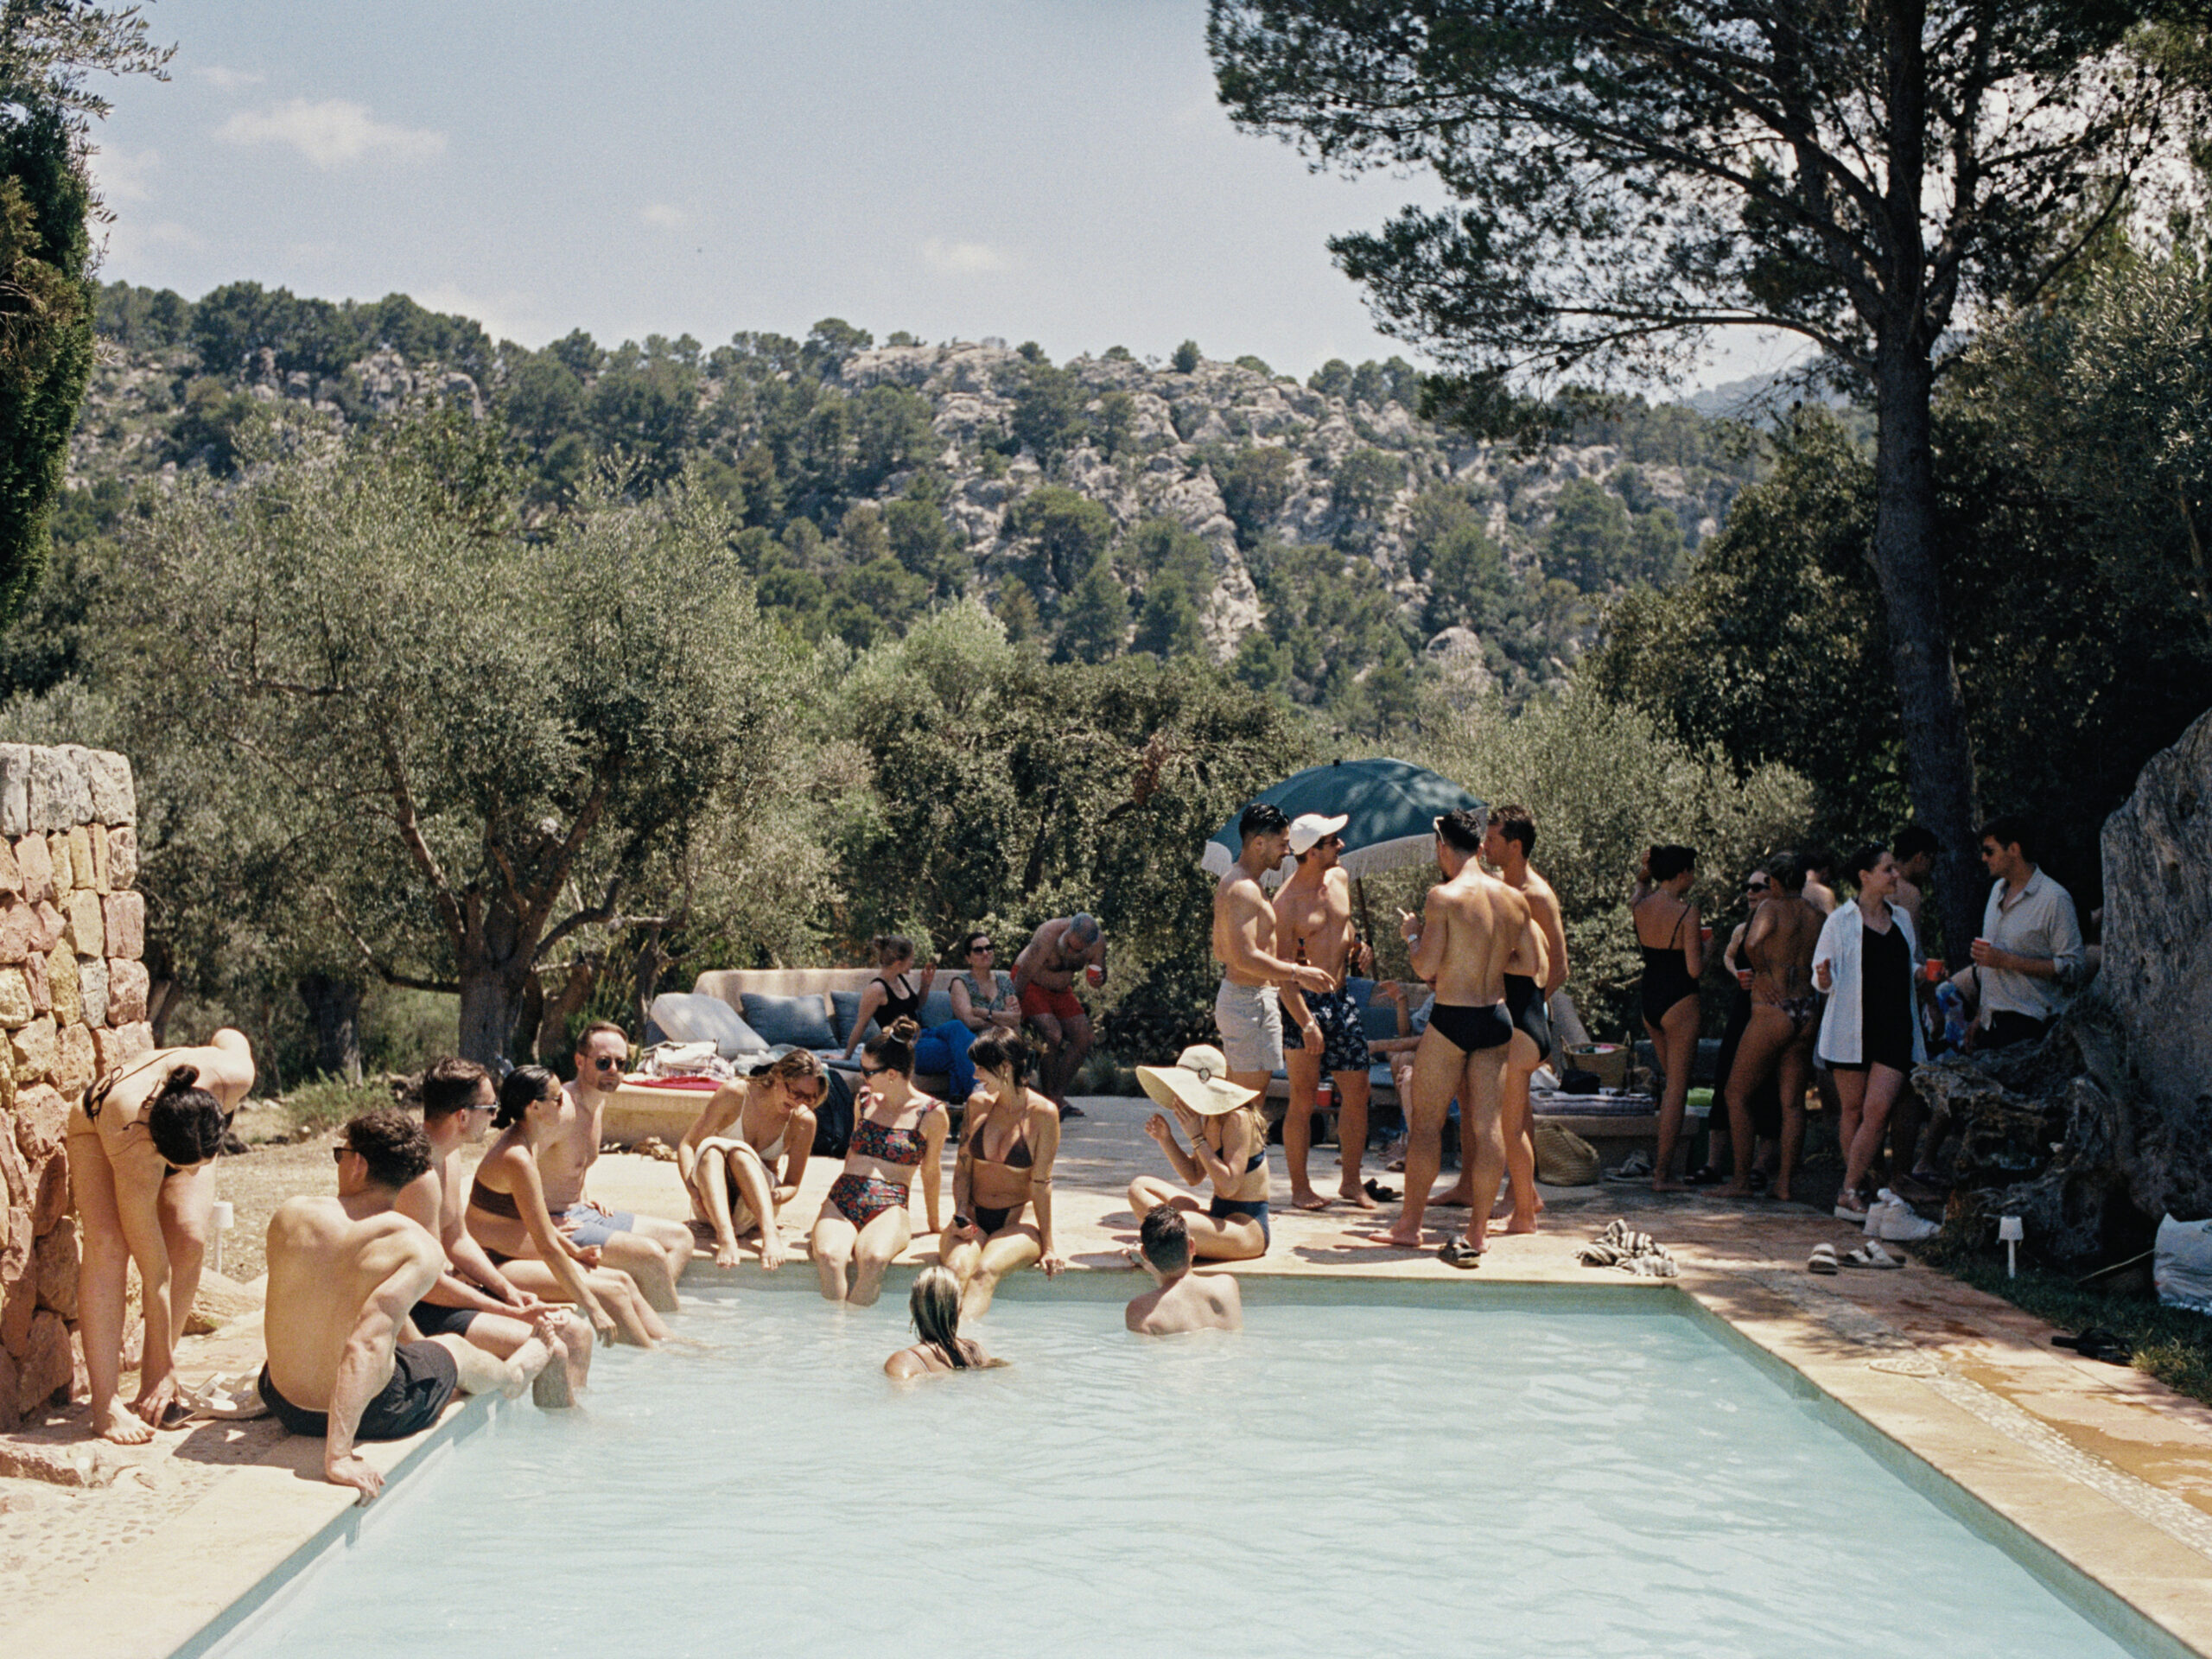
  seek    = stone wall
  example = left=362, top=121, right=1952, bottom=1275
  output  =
left=0, top=745, right=147, bottom=1428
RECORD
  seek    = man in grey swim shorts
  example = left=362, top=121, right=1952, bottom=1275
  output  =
left=1211, top=802, right=1334, bottom=1098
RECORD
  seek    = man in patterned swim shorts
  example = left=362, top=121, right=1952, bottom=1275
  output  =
left=1275, top=812, right=1379, bottom=1211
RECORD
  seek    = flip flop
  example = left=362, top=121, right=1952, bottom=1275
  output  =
left=1363, top=1179, right=1401, bottom=1203
left=1808, top=1243, right=1840, bottom=1274
left=1686, top=1165, right=1725, bottom=1186
left=1438, top=1237, right=1484, bottom=1269
left=2054, top=1328, right=2134, bottom=1364
left=1605, top=1151, right=1655, bottom=1183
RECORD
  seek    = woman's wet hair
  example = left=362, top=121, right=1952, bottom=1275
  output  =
left=864, top=1017, right=920, bottom=1077
left=747, top=1047, right=825, bottom=1101
left=909, top=1265, right=978, bottom=1368
left=1648, top=844, right=1697, bottom=883
left=872, top=934, right=913, bottom=967
left=146, top=1065, right=228, bottom=1169
left=493, top=1064, right=560, bottom=1129
left=968, top=1031, right=1034, bottom=1086
left=1844, top=843, right=1890, bottom=887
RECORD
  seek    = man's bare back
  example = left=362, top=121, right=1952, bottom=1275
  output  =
left=1126, top=1269, right=1243, bottom=1334
left=264, top=1198, right=442, bottom=1408
left=1422, top=864, right=1529, bottom=1008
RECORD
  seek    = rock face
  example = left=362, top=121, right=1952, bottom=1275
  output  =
left=0, top=744, right=145, bottom=1427
left=1920, top=706, right=2212, bottom=1264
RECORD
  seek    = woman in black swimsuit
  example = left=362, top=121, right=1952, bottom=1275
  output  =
left=840, top=934, right=936, bottom=1060
left=940, top=1033, right=1065, bottom=1319
left=1632, top=845, right=1705, bottom=1192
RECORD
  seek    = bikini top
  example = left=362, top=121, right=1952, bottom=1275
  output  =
left=969, top=1110, right=1034, bottom=1171
left=850, top=1113, right=927, bottom=1168
left=874, top=975, right=925, bottom=1024
left=467, top=1174, right=523, bottom=1221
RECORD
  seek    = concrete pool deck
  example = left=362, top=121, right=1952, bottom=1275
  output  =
left=6, top=1092, right=2212, bottom=1658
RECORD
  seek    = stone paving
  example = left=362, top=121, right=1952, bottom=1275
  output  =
left=6, top=1093, right=2212, bottom=1657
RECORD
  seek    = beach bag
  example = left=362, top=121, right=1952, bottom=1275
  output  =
left=2154, top=1215, right=2212, bottom=1313
left=1535, top=1121, right=1601, bottom=1185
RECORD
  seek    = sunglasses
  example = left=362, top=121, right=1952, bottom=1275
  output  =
left=589, top=1055, right=622, bottom=1072
left=859, top=1063, right=888, bottom=1078
left=969, top=944, right=994, bottom=954
left=332, top=1145, right=353, bottom=1164
left=785, top=1084, right=822, bottom=1106
left=1745, top=882, right=1769, bottom=893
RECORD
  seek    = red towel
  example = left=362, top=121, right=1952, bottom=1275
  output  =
left=620, top=1074, right=724, bottom=1092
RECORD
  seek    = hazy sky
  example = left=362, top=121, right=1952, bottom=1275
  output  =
left=89, top=2, right=1796, bottom=385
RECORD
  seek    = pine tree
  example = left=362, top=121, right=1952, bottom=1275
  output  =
left=1056, top=552, right=1129, bottom=664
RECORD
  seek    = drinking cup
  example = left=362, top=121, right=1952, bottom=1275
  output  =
left=1084, top=963, right=1103, bottom=988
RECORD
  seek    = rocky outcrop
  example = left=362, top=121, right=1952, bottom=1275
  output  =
left=1922, top=706, right=2212, bottom=1265
left=0, top=745, right=149, bottom=1427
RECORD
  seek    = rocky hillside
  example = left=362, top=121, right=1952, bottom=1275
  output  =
left=60, top=282, right=1762, bottom=718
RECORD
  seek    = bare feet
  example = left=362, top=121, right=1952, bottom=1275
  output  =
left=1363, top=1228, right=1423, bottom=1249
left=1651, top=1177, right=1690, bottom=1193
left=503, top=1336, right=555, bottom=1401
left=713, top=1241, right=741, bottom=1269
left=97, top=1399, right=154, bottom=1446
left=758, top=1230, right=788, bottom=1272
left=1491, top=1212, right=1539, bottom=1236
left=1713, top=1182, right=1754, bottom=1198
left=1338, top=1182, right=1379, bottom=1211
left=1288, top=1189, right=1332, bottom=1212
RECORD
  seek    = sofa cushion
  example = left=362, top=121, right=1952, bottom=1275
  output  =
left=646, top=992, right=768, bottom=1059
left=918, top=986, right=958, bottom=1030
left=739, top=992, right=836, bottom=1052
left=830, top=989, right=875, bottom=1050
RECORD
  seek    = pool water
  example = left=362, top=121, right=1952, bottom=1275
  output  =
left=207, top=1278, right=2152, bottom=1659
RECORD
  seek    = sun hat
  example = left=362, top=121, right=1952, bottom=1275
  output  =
left=1135, top=1045, right=1259, bottom=1116
left=1287, top=812, right=1350, bottom=856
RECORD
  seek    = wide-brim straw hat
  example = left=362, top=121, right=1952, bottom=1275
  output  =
left=1136, top=1045, right=1259, bottom=1116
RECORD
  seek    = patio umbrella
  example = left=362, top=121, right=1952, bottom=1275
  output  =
left=1200, top=758, right=1484, bottom=887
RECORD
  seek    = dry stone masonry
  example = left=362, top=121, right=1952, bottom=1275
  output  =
left=0, top=744, right=146, bottom=1427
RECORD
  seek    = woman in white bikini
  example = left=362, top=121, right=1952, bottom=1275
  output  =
left=677, top=1050, right=822, bottom=1269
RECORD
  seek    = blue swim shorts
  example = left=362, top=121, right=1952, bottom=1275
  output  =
left=562, top=1203, right=638, bottom=1248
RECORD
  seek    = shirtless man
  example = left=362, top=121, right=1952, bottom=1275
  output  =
left=1124, top=1207, right=1243, bottom=1335
left=1435, top=804, right=1570, bottom=1224
left=1011, top=913, right=1108, bottom=1116
left=539, top=1022, right=696, bottom=1312
left=1367, top=808, right=1530, bottom=1265
left=1274, top=812, right=1377, bottom=1211
left=1212, top=803, right=1335, bottom=1103
left=396, top=1059, right=594, bottom=1394
left=263, top=1109, right=569, bottom=1503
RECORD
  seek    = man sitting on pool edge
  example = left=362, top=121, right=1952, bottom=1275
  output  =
left=1124, top=1208, right=1243, bottom=1336
left=263, top=1109, right=576, bottom=1503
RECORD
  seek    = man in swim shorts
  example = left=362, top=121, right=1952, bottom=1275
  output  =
left=1367, top=808, right=1529, bottom=1264
left=537, top=1022, right=696, bottom=1312
left=1275, top=811, right=1378, bottom=1211
left=1012, top=913, right=1109, bottom=1116
left=1211, top=802, right=1336, bottom=1107
left=263, top=1109, right=569, bottom=1503
left=1124, top=1208, right=1243, bottom=1335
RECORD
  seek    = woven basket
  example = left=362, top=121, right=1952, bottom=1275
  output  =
left=1535, top=1120, right=1601, bottom=1186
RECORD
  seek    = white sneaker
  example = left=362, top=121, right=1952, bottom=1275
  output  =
left=1864, top=1191, right=1896, bottom=1236
left=1875, top=1198, right=1941, bottom=1243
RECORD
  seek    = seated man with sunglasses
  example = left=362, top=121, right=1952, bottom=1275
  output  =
left=535, top=1021, right=698, bottom=1313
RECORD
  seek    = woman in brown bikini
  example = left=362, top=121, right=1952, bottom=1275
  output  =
left=68, top=1030, right=257, bottom=1443
left=939, top=1032, right=1065, bottom=1320
left=464, top=1065, right=666, bottom=1347
left=1717, top=855, right=1822, bottom=1203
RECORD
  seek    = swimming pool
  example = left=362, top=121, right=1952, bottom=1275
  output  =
left=194, top=1277, right=2178, bottom=1659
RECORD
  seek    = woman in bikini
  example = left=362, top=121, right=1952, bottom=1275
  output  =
left=677, top=1050, right=822, bottom=1270
left=1718, top=854, right=1823, bottom=1202
left=840, top=935, right=935, bottom=1060
left=464, top=1065, right=666, bottom=1347
left=68, top=1031, right=257, bottom=1444
left=1128, top=1044, right=1270, bottom=1262
left=1631, top=845, right=1704, bottom=1192
left=885, top=1266, right=1005, bottom=1379
left=1815, top=846, right=1924, bottom=1220
left=939, top=1032, right=1065, bottom=1320
left=811, top=1019, right=947, bottom=1306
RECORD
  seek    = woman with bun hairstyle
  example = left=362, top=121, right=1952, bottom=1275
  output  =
left=812, top=1019, right=947, bottom=1306
left=1814, top=845, right=1926, bottom=1220
left=464, top=1065, right=666, bottom=1347
left=939, top=1031, right=1065, bottom=1320
left=68, top=1031, right=257, bottom=1443
left=1631, top=845, right=1705, bottom=1192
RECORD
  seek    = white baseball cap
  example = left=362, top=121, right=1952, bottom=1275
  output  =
left=1287, top=812, right=1350, bottom=856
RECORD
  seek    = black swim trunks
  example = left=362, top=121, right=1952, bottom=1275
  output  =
left=410, top=1300, right=480, bottom=1340
left=1283, top=984, right=1372, bottom=1074
left=1427, top=1002, right=1514, bottom=1053
left=1503, top=974, right=1552, bottom=1064
left=259, top=1339, right=461, bottom=1442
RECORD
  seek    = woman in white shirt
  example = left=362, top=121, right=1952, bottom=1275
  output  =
left=1813, top=846, right=1924, bottom=1221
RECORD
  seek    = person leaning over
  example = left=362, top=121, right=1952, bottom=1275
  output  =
left=677, top=1049, right=822, bottom=1270
left=1011, top=913, right=1109, bottom=1116
left=1125, top=1207, right=1243, bottom=1336
left=1969, top=814, right=2084, bottom=1052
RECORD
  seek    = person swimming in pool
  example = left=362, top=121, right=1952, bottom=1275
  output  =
left=940, top=1031, right=1066, bottom=1320
left=1127, top=1044, right=1273, bottom=1262
left=1366, top=808, right=1529, bottom=1266
left=264, top=1109, right=567, bottom=1504
left=885, top=1266, right=1006, bottom=1378
left=812, top=1020, right=948, bottom=1306
left=1124, top=1207, right=1243, bottom=1335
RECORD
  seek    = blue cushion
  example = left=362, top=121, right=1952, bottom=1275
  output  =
left=830, top=989, right=876, bottom=1049
left=645, top=993, right=768, bottom=1059
left=739, top=992, right=836, bottom=1051
left=918, top=987, right=958, bottom=1030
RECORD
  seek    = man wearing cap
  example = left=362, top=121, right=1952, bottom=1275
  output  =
left=1128, top=1045, right=1275, bottom=1261
left=1275, top=811, right=1377, bottom=1211
left=1012, top=912, right=1109, bottom=1116
left=1367, top=807, right=1529, bottom=1266
left=1211, top=803, right=1336, bottom=1105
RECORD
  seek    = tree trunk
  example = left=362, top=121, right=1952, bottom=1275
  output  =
left=296, top=972, right=364, bottom=1084
left=1870, top=333, right=1981, bottom=957
left=535, top=961, right=597, bottom=1066
left=454, top=899, right=537, bottom=1067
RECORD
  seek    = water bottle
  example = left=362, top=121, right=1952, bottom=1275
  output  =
left=1936, top=982, right=1968, bottom=1051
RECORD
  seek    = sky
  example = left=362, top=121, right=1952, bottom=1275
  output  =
left=87, top=1, right=1799, bottom=387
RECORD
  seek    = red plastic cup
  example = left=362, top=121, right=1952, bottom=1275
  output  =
left=1736, top=969, right=1753, bottom=989
left=1923, top=957, right=1947, bottom=982
left=1699, top=925, right=1713, bottom=944
left=1084, top=963, right=1103, bottom=988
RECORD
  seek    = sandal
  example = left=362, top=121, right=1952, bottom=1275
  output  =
left=1808, top=1243, right=1840, bottom=1275
left=1686, top=1165, right=1725, bottom=1186
left=1605, top=1151, right=1655, bottom=1183
left=2054, top=1328, right=2134, bottom=1364
left=1842, top=1242, right=1903, bottom=1269
left=1438, top=1237, right=1484, bottom=1269
left=1363, top=1178, right=1401, bottom=1203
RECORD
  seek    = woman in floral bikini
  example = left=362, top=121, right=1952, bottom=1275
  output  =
left=810, top=1020, right=947, bottom=1306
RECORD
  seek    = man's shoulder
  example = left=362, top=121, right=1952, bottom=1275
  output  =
left=270, top=1192, right=339, bottom=1235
